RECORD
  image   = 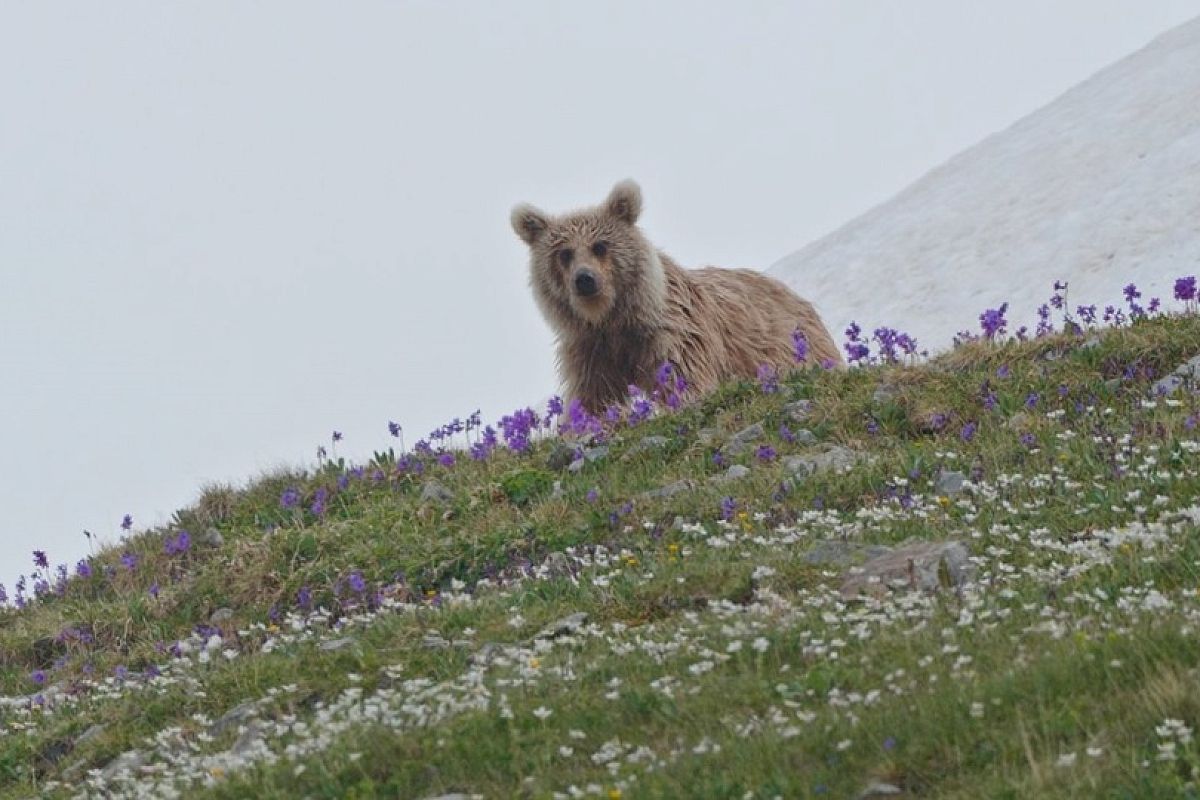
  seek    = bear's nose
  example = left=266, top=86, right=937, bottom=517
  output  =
left=574, top=269, right=599, bottom=297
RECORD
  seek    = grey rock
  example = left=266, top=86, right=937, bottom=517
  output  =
left=626, top=435, right=669, bottom=458
left=584, top=445, right=609, bottom=462
left=534, top=612, right=589, bottom=641
left=709, top=464, right=751, bottom=485
left=199, top=527, right=225, bottom=548
left=1005, top=412, right=1033, bottom=431
left=726, top=423, right=765, bottom=456
left=696, top=427, right=719, bottom=445
left=543, top=552, right=572, bottom=576
left=75, top=723, right=107, bottom=747
left=872, top=385, right=898, bottom=405
left=546, top=442, right=578, bottom=471
left=791, top=428, right=818, bottom=445
left=782, top=400, right=812, bottom=423
left=469, top=642, right=502, bottom=666
left=208, top=700, right=262, bottom=737
left=209, top=607, right=235, bottom=624
left=1153, top=354, right=1200, bottom=397
left=568, top=446, right=609, bottom=473
left=803, top=540, right=861, bottom=566
left=860, top=782, right=904, bottom=798
left=933, top=470, right=966, bottom=496
left=100, top=750, right=145, bottom=780
left=420, top=479, right=455, bottom=505
left=318, top=636, right=356, bottom=652
left=549, top=480, right=566, bottom=499
left=229, top=721, right=264, bottom=757
left=784, top=446, right=861, bottom=477
left=639, top=479, right=695, bottom=500
left=1081, top=336, right=1102, bottom=350
left=422, top=633, right=451, bottom=650
left=840, top=541, right=975, bottom=599
left=803, top=541, right=893, bottom=567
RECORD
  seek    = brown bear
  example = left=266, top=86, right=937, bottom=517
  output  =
left=511, top=180, right=842, bottom=412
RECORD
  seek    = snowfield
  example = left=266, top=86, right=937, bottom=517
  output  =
left=771, top=15, right=1200, bottom=354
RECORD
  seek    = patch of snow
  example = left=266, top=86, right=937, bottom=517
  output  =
left=771, top=16, right=1200, bottom=353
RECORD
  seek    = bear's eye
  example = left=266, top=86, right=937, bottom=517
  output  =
left=591, top=241, right=608, bottom=258
left=557, top=249, right=573, bottom=268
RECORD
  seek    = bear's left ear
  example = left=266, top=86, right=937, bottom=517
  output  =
left=605, top=179, right=642, bottom=225
left=511, top=204, right=550, bottom=245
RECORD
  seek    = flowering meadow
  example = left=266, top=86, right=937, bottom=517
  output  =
left=6, top=280, right=1200, bottom=798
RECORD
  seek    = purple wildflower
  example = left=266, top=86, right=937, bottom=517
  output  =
left=388, top=420, right=402, bottom=438
left=1020, top=432, right=1036, bottom=448
left=499, top=407, right=540, bottom=453
left=347, top=571, right=367, bottom=594
left=757, top=363, right=779, bottom=394
left=961, top=421, right=977, bottom=442
left=121, top=514, right=133, bottom=531
left=148, top=581, right=160, bottom=598
left=979, top=303, right=1009, bottom=340
left=332, top=431, right=343, bottom=443
left=310, top=487, right=328, bottom=517
left=844, top=322, right=870, bottom=364
left=719, top=496, right=738, bottom=521
left=546, top=395, right=564, bottom=418
left=280, top=487, right=301, bottom=510
left=1025, top=392, right=1039, bottom=409
left=628, top=386, right=654, bottom=424
left=297, top=586, right=313, bottom=610
left=31, top=670, right=46, bottom=686
left=755, top=444, right=777, bottom=462
left=791, top=328, right=809, bottom=364
left=1036, top=304, right=1053, bottom=337
left=586, top=488, right=599, bottom=503
left=438, top=452, right=456, bottom=468
left=1175, top=276, right=1197, bottom=303
left=75, top=560, right=92, bottom=579
left=33, top=550, right=49, bottom=570
left=164, top=530, right=191, bottom=557
left=564, top=398, right=603, bottom=437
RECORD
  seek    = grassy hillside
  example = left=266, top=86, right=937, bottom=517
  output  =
left=7, top=300, right=1200, bottom=799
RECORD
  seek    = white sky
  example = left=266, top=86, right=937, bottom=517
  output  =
left=2, top=1, right=1197, bottom=592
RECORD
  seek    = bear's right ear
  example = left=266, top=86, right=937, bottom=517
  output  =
left=511, top=204, right=549, bottom=245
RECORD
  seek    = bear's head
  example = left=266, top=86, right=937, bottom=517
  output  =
left=511, top=180, right=665, bottom=330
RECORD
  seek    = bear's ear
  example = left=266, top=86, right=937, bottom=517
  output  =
left=511, top=204, right=550, bottom=245
left=605, top=179, right=642, bottom=225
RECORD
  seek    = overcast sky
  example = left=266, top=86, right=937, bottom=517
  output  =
left=2, top=1, right=1198, bottom=593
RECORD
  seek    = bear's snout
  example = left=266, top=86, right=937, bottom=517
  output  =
left=574, top=269, right=599, bottom=298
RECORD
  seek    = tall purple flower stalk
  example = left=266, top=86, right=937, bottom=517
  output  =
left=979, top=303, right=1009, bottom=340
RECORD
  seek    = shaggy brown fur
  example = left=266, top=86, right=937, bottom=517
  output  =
left=511, top=180, right=842, bottom=411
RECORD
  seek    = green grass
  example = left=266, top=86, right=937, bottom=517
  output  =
left=6, top=316, right=1200, bottom=798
